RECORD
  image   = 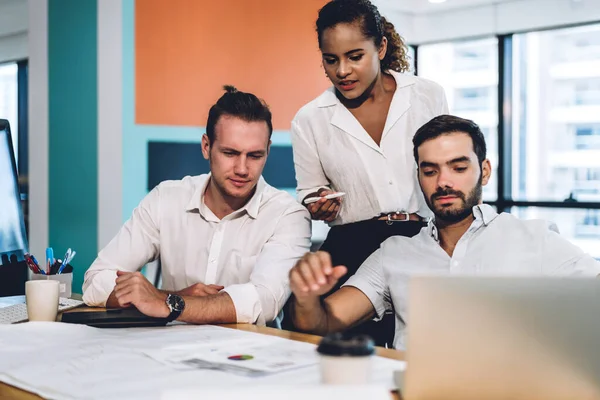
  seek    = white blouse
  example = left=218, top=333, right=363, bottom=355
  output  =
left=291, top=71, right=448, bottom=225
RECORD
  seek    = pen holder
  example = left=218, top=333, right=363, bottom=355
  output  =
left=31, top=272, right=73, bottom=298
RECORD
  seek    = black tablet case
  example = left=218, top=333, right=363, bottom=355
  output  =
left=61, top=308, right=169, bottom=328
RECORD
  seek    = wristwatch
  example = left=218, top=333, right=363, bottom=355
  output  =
left=165, top=293, right=185, bottom=322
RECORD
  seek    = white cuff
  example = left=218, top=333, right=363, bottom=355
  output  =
left=222, top=283, right=261, bottom=324
left=82, top=270, right=117, bottom=307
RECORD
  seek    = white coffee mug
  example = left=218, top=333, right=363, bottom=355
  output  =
left=25, top=280, right=60, bottom=321
left=319, top=354, right=374, bottom=384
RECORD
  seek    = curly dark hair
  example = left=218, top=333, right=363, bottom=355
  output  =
left=316, top=0, right=410, bottom=73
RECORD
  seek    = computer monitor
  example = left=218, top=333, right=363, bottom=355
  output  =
left=0, top=119, right=28, bottom=265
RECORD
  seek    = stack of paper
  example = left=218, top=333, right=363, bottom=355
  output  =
left=0, top=322, right=406, bottom=400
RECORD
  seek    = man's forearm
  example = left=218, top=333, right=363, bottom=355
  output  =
left=178, top=292, right=237, bottom=324
left=291, top=297, right=332, bottom=335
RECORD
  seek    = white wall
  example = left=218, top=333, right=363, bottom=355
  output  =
left=375, top=6, right=415, bottom=42
left=5, top=0, right=600, bottom=60
left=404, top=0, right=600, bottom=44
left=27, top=0, right=48, bottom=261
left=0, top=0, right=27, bottom=63
left=97, top=0, right=123, bottom=249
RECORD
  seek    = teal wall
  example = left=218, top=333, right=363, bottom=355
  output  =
left=48, top=0, right=98, bottom=292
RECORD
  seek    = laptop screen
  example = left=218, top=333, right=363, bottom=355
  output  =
left=0, top=119, right=28, bottom=264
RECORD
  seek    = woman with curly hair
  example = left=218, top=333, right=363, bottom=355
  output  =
left=288, top=0, right=448, bottom=346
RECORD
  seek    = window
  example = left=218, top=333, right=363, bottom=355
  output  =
left=512, top=24, right=600, bottom=202
left=418, top=38, right=499, bottom=201
left=0, top=62, right=18, bottom=160
left=453, top=42, right=495, bottom=71
left=552, top=25, right=600, bottom=63
left=413, top=23, right=600, bottom=261
left=406, top=45, right=416, bottom=75
left=511, top=208, right=600, bottom=259
left=575, top=124, right=600, bottom=150
left=454, top=87, right=493, bottom=112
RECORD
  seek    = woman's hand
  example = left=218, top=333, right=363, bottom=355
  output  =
left=304, top=189, right=342, bottom=222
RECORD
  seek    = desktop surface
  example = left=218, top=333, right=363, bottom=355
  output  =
left=0, top=301, right=404, bottom=400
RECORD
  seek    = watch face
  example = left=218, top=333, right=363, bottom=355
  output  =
left=168, top=294, right=185, bottom=312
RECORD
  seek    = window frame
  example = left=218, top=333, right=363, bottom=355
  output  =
left=414, top=22, right=600, bottom=214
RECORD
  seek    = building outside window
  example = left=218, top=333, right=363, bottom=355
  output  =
left=417, top=25, right=600, bottom=259
left=0, top=62, right=18, bottom=160
left=512, top=24, right=600, bottom=258
left=418, top=38, right=499, bottom=202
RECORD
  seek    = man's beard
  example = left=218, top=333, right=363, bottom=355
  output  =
left=426, top=177, right=483, bottom=223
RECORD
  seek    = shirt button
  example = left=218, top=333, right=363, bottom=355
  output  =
left=452, top=260, right=459, bottom=267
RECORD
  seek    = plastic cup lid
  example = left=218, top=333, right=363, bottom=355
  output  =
left=316, top=333, right=375, bottom=356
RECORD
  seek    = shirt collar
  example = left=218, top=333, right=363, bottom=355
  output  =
left=315, top=70, right=417, bottom=108
left=427, top=204, right=499, bottom=241
left=184, top=174, right=265, bottom=220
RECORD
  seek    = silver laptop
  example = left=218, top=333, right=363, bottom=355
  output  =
left=404, top=275, right=600, bottom=400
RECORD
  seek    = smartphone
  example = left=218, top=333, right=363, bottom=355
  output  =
left=304, top=192, right=346, bottom=205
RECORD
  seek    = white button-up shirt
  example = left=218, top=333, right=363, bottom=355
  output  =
left=290, top=71, right=448, bottom=225
left=82, top=174, right=311, bottom=325
left=344, top=204, right=600, bottom=349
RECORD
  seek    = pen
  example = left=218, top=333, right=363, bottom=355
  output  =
left=30, top=254, right=45, bottom=275
left=46, top=247, right=53, bottom=275
left=24, top=254, right=39, bottom=274
left=57, top=248, right=74, bottom=274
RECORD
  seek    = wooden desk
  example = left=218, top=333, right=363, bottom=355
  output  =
left=0, top=310, right=405, bottom=400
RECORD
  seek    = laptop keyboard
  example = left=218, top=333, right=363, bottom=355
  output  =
left=0, top=297, right=84, bottom=324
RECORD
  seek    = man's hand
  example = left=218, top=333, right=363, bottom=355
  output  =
left=176, top=283, right=224, bottom=297
left=114, top=271, right=170, bottom=318
left=289, top=251, right=347, bottom=304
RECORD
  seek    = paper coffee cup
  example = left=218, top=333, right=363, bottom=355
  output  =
left=25, top=280, right=60, bottom=321
left=317, top=333, right=375, bottom=384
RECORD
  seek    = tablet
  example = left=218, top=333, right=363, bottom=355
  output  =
left=61, top=307, right=169, bottom=328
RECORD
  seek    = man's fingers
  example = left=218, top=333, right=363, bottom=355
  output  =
left=307, top=255, right=327, bottom=286
left=115, top=271, right=142, bottom=284
left=115, top=271, right=132, bottom=284
left=290, top=268, right=309, bottom=293
left=315, top=251, right=333, bottom=275
left=208, top=284, right=224, bottom=290
left=203, top=286, right=220, bottom=295
left=118, top=294, right=132, bottom=308
left=114, top=287, right=133, bottom=306
left=115, top=274, right=140, bottom=290
left=298, top=260, right=319, bottom=291
left=331, top=265, right=348, bottom=279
